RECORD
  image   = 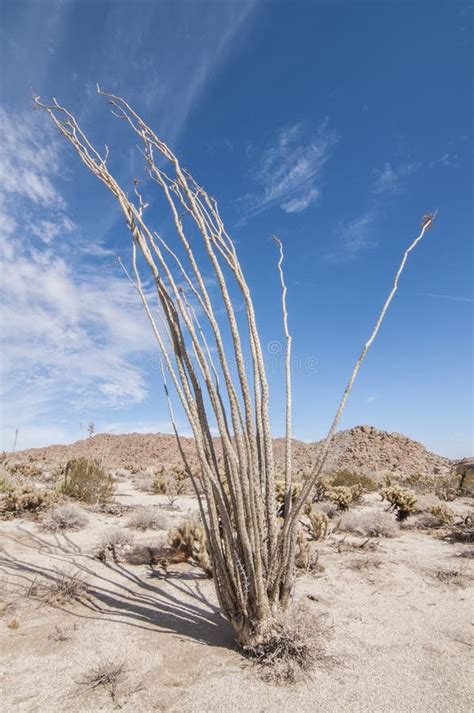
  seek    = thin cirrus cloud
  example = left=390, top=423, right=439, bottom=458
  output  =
left=372, top=160, right=417, bottom=195
left=239, top=121, right=338, bottom=222
left=322, top=158, right=419, bottom=264
left=0, top=106, right=159, bottom=451
left=321, top=209, right=377, bottom=265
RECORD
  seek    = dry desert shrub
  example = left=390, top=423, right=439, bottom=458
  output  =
left=316, top=501, right=339, bottom=519
left=330, top=471, right=377, bottom=492
left=5, top=460, right=43, bottom=478
left=96, top=528, right=134, bottom=562
left=247, top=603, right=326, bottom=684
left=133, top=472, right=155, bottom=493
left=434, top=474, right=461, bottom=501
left=41, top=504, right=88, bottom=531
left=0, top=472, right=12, bottom=492
left=60, top=458, right=115, bottom=504
left=126, top=507, right=171, bottom=531
left=338, top=510, right=399, bottom=538
left=456, top=546, right=474, bottom=559
left=1, top=484, right=55, bottom=514
left=444, top=512, right=474, bottom=543
left=125, top=540, right=167, bottom=566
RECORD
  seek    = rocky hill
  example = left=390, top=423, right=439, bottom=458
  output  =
left=10, top=425, right=454, bottom=479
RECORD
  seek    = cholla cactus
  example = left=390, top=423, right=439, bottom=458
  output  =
left=427, top=504, right=455, bottom=527
left=311, top=476, right=331, bottom=503
left=350, top=483, right=363, bottom=503
left=153, top=467, right=167, bottom=494
left=327, top=486, right=353, bottom=511
left=275, top=480, right=302, bottom=505
left=295, top=529, right=311, bottom=569
left=304, top=505, right=329, bottom=540
left=381, top=485, right=417, bottom=520
left=168, top=520, right=212, bottom=576
left=171, top=466, right=188, bottom=495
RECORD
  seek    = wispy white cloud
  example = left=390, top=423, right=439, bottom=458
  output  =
left=97, top=1, right=261, bottom=146
left=424, top=292, right=473, bottom=303
left=429, top=152, right=461, bottom=169
left=372, top=161, right=417, bottom=195
left=239, top=121, right=337, bottom=222
left=0, top=107, right=160, bottom=451
left=322, top=209, right=377, bottom=264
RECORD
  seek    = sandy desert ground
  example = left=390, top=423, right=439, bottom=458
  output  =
left=1, top=468, right=473, bottom=713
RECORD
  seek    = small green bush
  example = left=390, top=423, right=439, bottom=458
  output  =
left=60, top=458, right=114, bottom=504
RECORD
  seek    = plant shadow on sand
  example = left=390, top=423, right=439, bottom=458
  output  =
left=0, top=525, right=238, bottom=652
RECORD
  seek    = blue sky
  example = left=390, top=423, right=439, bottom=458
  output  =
left=0, top=0, right=472, bottom=457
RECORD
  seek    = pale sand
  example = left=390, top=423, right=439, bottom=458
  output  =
left=1, top=488, right=472, bottom=712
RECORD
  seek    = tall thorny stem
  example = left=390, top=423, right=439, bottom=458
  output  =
left=34, top=89, right=434, bottom=648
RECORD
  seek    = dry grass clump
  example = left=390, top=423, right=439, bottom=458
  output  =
left=348, top=555, right=383, bottom=571
left=381, top=485, right=417, bottom=520
left=60, top=458, right=115, bottom=504
left=77, top=658, right=126, bottom=702
left=168, top=520, right=212, bottom=576
left=126, top=507, right=170, bottom=531
left=30, top=568, right=89, bottom=604
left=41, top=504, right=88, bottom=531
left=1, top=484, right=55, bottom=514
left=95, top=529, right=134, bottom=562
left=338, top=510, right=399, bottom=538
left=435, top=566, right=468, bottom=587
left=247, top=603, right=326, bottom=684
